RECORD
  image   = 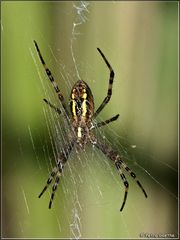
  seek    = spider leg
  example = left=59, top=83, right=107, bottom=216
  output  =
left=93, top=114, right=119, bottom=129
left=38, top=141, right=74, bottom=208
left=34, top=40, right=69, bottom=120
left=43, top=98, right=61, bottom=115
left=118, top=160, right=148, bottom=198
left=115, top=161, right=129, bottom=211
left=93, top=48, right=114, bottom=118
left=92, top=137, right=147, bottom=211
left=49, top=172, right=61, bottom=209
left=38, top=167, right=58, bottom=198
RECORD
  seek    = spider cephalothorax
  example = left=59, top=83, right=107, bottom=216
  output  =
left=34, top=40, right=147, bottom=211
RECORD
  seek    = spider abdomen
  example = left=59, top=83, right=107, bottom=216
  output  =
left=69, top=80, right=94, bottom=147
left=70, top=80, right=94, bottom=122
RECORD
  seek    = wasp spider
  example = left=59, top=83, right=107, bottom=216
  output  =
left=34, top=41, right=147, bottom=211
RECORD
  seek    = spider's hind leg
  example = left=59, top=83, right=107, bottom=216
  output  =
left=38, top=167, right=62, bottom=209
left=115, top=161, right=129, bottom=211
left=120, top=161, right=148, bottom=198
left=92, top=137, right=147, bottom=211
left=49, top=172, right=61, bottom=209
left=38, top=166, right=58, bottom=198
left=38, top=141, right=74, bottom=208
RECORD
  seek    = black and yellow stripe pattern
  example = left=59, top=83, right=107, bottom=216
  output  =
left=70, top=80, right=94, bottom=122
left=34, top=41, right=147, bottom=211
left=94, top=139, right=147, bottom=211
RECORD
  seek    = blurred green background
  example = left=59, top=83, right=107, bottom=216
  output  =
left=2, top=1, right=178, bottom=238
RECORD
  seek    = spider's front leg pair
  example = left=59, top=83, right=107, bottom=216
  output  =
left=38, top=141, right=74, bottom=208
left=34, top=40, right=69, bottom=121
left=91, top=137, right=148, bottom=211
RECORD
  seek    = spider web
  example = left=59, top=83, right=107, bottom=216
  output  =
left=30, top=2, right=178, bottom=238
left=2, top=1, right=179, bottom=239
